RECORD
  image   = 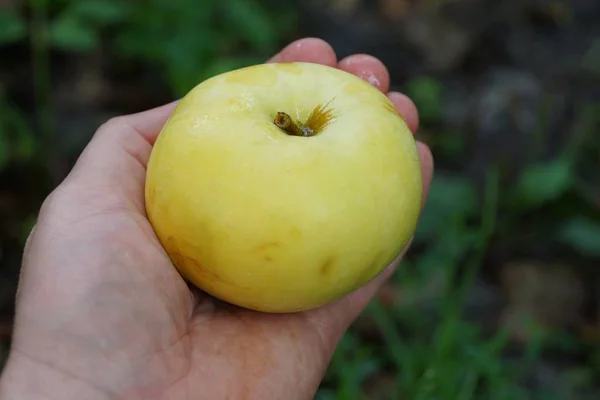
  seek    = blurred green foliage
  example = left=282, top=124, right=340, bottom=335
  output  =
left=0, top=0, right=297, bottom=246
left=0, top=0, right=296, bottom=96
left=0, top=93, right=36, bottom=172
left=405, top=76, right=444, bottom=125
left=317, top=165, right=513, bottom=399
left=318, top=71, right=600, bottom=397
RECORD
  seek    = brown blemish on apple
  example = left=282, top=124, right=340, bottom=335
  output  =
left=167, top=250, right=224, bottom=284
left=252, top=242, right=280, bottom=263
left=166, top=236, right=224, bottom=284
left=225, top=65, right=278, bottom=87
left=146, top=185, right=156, bottom=205
left=319, top=255, right=337, bottom=276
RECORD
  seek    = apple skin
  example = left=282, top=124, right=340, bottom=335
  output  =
left=144, top=61, right=422, bottom=313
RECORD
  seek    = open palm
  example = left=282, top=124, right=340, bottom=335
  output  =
left=0, top=39, right=433, bottom=400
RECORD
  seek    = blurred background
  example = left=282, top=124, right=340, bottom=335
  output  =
left=0, top=0, right=599, bottom=398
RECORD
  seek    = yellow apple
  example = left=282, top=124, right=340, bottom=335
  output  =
left=144, top=61, right=422, bottom=313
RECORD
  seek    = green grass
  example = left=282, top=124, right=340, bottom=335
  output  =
left=315, top=76, right=600, bottom=399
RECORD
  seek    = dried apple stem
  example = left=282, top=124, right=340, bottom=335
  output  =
left=274, top=112, right=314, bottom=137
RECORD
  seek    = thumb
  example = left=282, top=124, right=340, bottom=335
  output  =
left=57, top=101, right=178, bottom=213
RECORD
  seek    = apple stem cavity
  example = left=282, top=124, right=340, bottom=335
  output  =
left=274, top=101, right=336, bottom=138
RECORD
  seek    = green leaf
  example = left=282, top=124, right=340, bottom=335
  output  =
left=404, top=76, right=444, bottom=123
left=415, top=173, right=478, bottom=241
left=49, top=15, right=100, bottom=52
left=14, top=131, right=36, bottom=161
left=314, top=390, right=337, bottom=400
left=114, top=30, right=163, bottom=60
left=512, top=159, right=573, bottom=209
left=0, top=10, right=27, bottom=45
left=222, top=0, right=277, bottom=49
left=71, top=0, right=130, bottom=25
left=433, top=130, right=466, bottom=158
left=1, top=98, right=36, bottom=162
left=558, top=217, right=600, bottom=257
left=414, top=230, right=478, bottom=274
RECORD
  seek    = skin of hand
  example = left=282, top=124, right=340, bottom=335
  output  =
left=0, top=38, right=434, bottom=400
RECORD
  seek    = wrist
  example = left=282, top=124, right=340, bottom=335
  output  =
left=0, top=351, right=112, bottom=400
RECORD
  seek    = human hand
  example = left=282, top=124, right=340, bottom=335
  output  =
left=0, top=38, right=434, bottom=400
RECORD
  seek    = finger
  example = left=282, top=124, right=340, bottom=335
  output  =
left=338, top=54, right=390, bottom=93
left=388, top=91, right=420, bottom=134
left=119, top=100, right=180, bottom=145
left=304, top=142, right=434, bottom=351
left=268, top=37, right=337, bottom=67
left=64, top=101, right=179, bottom=193
left=70, top=100, right=178, bottom=176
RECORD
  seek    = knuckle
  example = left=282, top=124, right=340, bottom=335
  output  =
left=38, top=186, right=64, bottom=216
left=38, top=182, right=75, bottom=219
left=96, top=115, right=129, bottom=137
